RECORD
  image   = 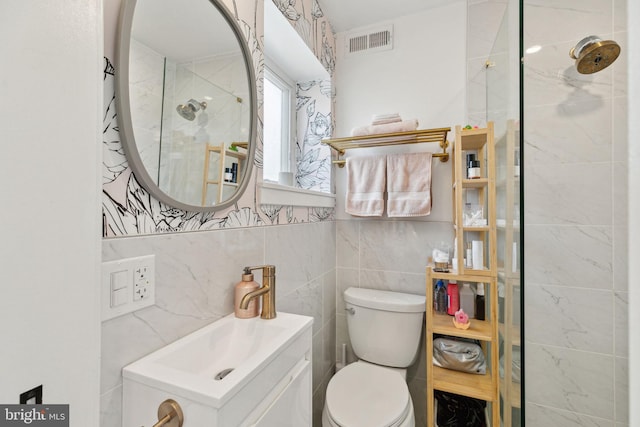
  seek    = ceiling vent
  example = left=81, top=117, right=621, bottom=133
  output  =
left=345, top=25, right=393, bottom=55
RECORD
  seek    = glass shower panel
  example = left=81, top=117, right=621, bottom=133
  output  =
left=159, top=63, right=243, bottom=206
left=486, top=2, right=522, bottom=426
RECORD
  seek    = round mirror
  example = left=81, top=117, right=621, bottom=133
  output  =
left=115, top=0, right=256, bottom=212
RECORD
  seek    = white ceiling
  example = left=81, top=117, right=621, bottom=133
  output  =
left=133, top=0, right=240, bottom=63
left=318, top=0, right=462, bottom=33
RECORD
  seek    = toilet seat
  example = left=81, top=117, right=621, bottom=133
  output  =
left=325, top=362, right=411, bottom=427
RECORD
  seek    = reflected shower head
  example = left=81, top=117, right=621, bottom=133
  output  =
left=176, top=99, right=208, bottom=121
left=569, top=35, right=620, bottom=74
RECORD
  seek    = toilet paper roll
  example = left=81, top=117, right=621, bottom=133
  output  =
left=472, top=240, right=484, bottom=270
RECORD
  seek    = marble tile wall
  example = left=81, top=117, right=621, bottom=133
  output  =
left=100, top=220, right=336, bottom=427
left=129, top=39, right=164, bottom=182
left=522, top=0, right=628, bottom=425
left=466, top=0, right=509, bottom=125
left=335, top=219, right=455, bottom=426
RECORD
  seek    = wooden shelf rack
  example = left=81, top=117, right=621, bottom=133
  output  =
left=201, top=142, right=247, bottom=205
left=426, top=123, right=499, bottom=426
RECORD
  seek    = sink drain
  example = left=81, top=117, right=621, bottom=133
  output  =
left=214, top=368, right=234, bottom=381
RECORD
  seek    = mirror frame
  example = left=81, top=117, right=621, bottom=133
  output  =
left=115, top=0, right=257, bottom=213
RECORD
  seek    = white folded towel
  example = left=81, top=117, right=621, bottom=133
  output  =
left=345, top=155, right=386, bottom=217
left=372, top=113, right=401, bottom=121
left=371, top=113, right=402, bottom=126
left=371, top=117, right=402, bottom=125
left=351, top=119, right=419, bottom=137
left=386, top=152, right=432, bottom=217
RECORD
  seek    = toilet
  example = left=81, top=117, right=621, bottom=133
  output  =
left=323, top=287, right=426, bottom=427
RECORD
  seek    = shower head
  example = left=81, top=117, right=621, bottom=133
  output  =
left=569, top=35, right=620, bottom=74
left=176, top=99, right=208, bottom=121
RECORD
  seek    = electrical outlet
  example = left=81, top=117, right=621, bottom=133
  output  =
left=102, top=255, right=155, bottom=321
left=133, top=281, right=148, bottom=301
left=133, top=265, right=152, bottom=301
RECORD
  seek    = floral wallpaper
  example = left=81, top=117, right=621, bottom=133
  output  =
left=102, top=0, right=336, bottom=236
left=272, top=0, right=335, bottom=76
left=296, top=79, right=333, bottom=193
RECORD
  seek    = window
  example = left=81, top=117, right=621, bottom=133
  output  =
left=259, top=0, right=335, bottom=207
left=263, top=66, right=294, bottom=183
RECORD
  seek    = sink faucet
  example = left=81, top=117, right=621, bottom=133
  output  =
left=239, top=265, right=276, bottom=319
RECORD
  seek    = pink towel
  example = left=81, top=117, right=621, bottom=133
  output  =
left=350, top=119, right=419, bottom=137
left=345, top=155, right=386, bottom=217
left=386, top=152, right=432, bottom=217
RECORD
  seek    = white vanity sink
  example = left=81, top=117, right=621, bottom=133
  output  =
left=123, top=312, right=313, bottom=427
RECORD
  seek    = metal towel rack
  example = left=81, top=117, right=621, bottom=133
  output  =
left=321, top=127, right=451, bottom=168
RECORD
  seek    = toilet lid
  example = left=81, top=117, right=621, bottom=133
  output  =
left=326, top=362, right=411, bottom=427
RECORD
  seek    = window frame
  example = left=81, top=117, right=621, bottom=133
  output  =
left=263, top=63, right=296, bottom=183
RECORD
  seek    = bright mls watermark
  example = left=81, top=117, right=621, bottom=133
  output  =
left=0, top=405, right=68, bottom=426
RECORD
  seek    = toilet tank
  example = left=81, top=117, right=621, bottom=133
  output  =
left=344, top=287, right=426, bottom=368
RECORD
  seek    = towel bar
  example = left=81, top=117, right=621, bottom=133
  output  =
left=322, top=127, right=451, bottom=168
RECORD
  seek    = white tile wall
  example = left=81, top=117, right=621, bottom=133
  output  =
left=526, top=403, right=615, bottom=427
left=525, top=225, right=613, bottom=288
left=526, top=285, right=614, bottom=353
left=526, top=343, right=615, bottom=420
left=522, top=0, right=629, bottom=424
left=469, top=0, right=629, bottom=424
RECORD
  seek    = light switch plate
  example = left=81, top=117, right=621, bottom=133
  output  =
left=101, top=255, right=155, bottom=321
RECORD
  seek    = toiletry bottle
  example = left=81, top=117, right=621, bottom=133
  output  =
left=466, top=153, right=476, bottom=179
left=446, top=280, right=459, bottom=315
left=434, top=280, right=447, bottom=314
left=231, top=162, right=238, bottom=183
left=224, top=167, right=233, bottom=182
left=452, top=238, right=458, bottom=273
left=459, top=283, right=476, bottom=318
left=234, top=267, right=260, bottom=318
left=466, top=242, right=473, bottom=268
left=475, top=283, right=486, bottom=320
left=472, top=240, right=484, bottom=270
left=468, top=160, right=481, bottom=179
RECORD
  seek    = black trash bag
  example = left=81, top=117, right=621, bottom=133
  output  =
left=435, top=391, right=486, bottom=427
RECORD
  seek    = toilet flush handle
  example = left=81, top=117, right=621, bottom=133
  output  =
left=345, top=307, right=355, bottom=315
